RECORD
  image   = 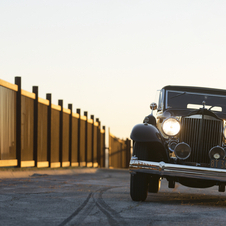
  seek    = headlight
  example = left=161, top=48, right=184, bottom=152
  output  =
left=209, top=146, right=225, bottom=160
left=174, top=142, right=191, bottom=160
left=162, top=117, right=181, bottom=136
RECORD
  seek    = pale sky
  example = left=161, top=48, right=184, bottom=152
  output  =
left=1, top=0, right=226, bottom=139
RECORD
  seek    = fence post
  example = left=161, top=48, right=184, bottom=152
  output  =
left=77, top=109, right=81, bottom=166
left=68, top=104, right=73, bottom=166
left=91, top=115, right=94, bottom=167
left=84, top=111, right=88, bottom=167
left=32, top=86, right=38, bottom=167
left=102, top=126, right=106, bottom=168
left=46, top=93, right=52, bottom=167
left=96, top=118, right=100, bottom=167
left=58, top=100, right=63, bottom=167
left=108, top=128, right=111, bottom=168
left=15, top=77, right=22, bottom=167
left=126, top=138, right=131, bottom=168
left=120, top=141, right=123, bottom=168
left=128, top=139, right=131, bottom=168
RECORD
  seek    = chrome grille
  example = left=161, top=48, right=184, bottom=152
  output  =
left=180, top=117, right=223, bottom=164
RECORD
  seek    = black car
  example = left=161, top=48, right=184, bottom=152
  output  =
left=129, top=85, right=226, bottom=201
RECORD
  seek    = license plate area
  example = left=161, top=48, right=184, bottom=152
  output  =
left=210, top=159, right=226, bottom=169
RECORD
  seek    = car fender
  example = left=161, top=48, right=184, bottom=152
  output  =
left=130, top=123, right=163, bottom=143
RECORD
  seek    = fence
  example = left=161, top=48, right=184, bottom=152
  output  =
left=0, top=77, right=103, bottom=168
left=0, top=77, right=131, bottom=169
left=109, top=132, right=131, bottom=168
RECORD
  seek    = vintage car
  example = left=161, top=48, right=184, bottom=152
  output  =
left=129, top=85, right=226, bottom=201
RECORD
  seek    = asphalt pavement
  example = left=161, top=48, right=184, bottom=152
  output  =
left=0, top=167, right=226, bottom=226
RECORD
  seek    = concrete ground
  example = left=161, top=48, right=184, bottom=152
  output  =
left=0, top=167, right=226, bottom=226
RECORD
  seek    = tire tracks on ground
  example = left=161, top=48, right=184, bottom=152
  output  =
left=58, top=192, right=93, bottom=226
left=94, top=187, right=127, bottom=226
left=58, top=186, right=128, bottom=226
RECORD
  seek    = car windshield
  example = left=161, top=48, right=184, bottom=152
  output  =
left=166, top=90, right=226, bottom=112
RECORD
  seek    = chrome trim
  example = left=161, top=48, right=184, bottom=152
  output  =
left=202, top=101, right=206, bottom=108
left=168, top=141, right=178, bottom=152
left=223, top=126, right=226, bottom=139
left=131, top=156, right=138, bottom=160
left=150, top=102, right=157, bottom=111
left=129, top=159, right=226, bottom=182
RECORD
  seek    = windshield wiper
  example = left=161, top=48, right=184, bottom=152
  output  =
left=170, top=92, right=186, bottom=99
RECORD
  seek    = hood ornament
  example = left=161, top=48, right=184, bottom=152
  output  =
left=202, top=101, right=206, bottom=109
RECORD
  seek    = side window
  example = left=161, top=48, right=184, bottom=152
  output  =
left=158, top=89, right=164, bottom=111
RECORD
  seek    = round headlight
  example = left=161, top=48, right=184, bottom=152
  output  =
left=162, top=118, right=181, bottom=136
left=209, top=146, right=225, bottom=160
left=174, top=142, right=191, bottom=160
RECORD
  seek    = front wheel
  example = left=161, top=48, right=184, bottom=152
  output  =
left=130, top=173, right=148, bottom=201
left=149, top=176, right=161, bottom=193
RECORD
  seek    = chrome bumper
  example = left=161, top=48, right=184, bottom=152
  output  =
left=129, top=159, right=226, bottom=182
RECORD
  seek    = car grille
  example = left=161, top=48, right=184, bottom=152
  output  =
left=179, top=117, right=223, bottom=164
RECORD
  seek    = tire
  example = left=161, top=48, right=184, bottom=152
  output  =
left=130, top=173, right=148, bottom=201
left=148, top=176, right=161, bottom=193
left=133, top=142, right=149, bottom=160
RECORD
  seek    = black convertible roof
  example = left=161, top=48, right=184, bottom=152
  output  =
left=162, top=85, right=226, bottom=96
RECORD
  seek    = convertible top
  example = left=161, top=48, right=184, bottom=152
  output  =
left=163, top=85, right=226, bottom=96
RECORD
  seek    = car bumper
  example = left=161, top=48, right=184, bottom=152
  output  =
left=129, top=159, right=226, bottom=182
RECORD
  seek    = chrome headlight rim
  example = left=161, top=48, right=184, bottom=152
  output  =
left=168, top=141, right=178, bottom=152
left=174, top=142, right=191, bottom=160
left=209, top=146, right=226, bottom=160
left=162, top=117, right=181, bottom=137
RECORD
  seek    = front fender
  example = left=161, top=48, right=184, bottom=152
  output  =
left=130, top=123, right=163, bottom=142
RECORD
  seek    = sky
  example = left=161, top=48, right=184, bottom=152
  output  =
left=1, top=0, right=226, bottom=140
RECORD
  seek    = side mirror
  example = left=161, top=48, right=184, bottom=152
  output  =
left=150, top=103, right=157, bottom=110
